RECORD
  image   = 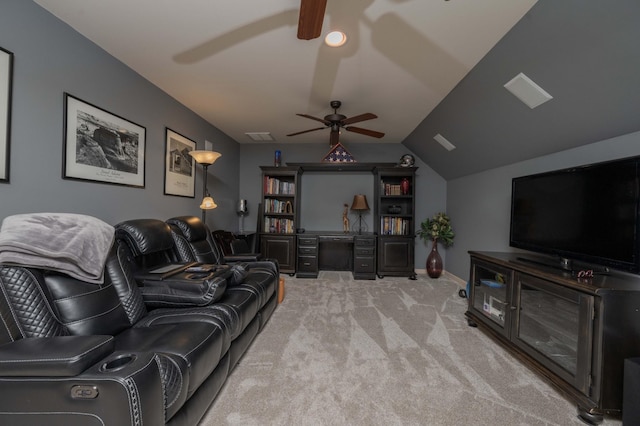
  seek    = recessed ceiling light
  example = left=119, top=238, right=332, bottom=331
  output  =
left=325, top=31, right=347, bottom=47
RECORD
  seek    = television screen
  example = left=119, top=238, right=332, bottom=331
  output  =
left=510, top=156, right=640, bottom=273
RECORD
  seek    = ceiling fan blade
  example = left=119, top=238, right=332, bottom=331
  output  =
left=297, top=113, right=331, bottom=125
left=287, top=127, right=326, bottom=137
left=345, top=126, right=385, bottom=138
left=341, top=113, right=377, bottom=125
left=330, top=129, right=340, bottom=146
left=297, top=0, right=327, bottom=40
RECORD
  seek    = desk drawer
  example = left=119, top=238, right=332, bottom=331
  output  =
left=354, top=257, right=375, bottom=273
left=298, top=236, right=318, bottom=246
left=297, top=255, right=318, bottom=272
left=354, top=237, right=375, bottom=247
left=298, top=246, right=317, bottom=255
left=355, top=247, right=374, bottom=256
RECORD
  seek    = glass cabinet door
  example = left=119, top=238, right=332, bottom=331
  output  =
left=470, top=260, right=512, bottom=337
left=512, top=273, right=594, bottom=395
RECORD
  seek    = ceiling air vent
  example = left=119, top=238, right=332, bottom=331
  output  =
left=434, top=133, right=456, bottom=151
left=245, top=132, right=274, bottom=141
left=504, top=73, right=553, bottom=109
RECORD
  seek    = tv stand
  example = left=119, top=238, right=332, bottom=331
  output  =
left=468, top=251, right=640, bottom=423
left=516, top=255, right=610, bottom=276
left=515, top=255, right=568, bottom=271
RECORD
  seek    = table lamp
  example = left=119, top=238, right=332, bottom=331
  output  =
left=350, top=194, right=370, bottom=234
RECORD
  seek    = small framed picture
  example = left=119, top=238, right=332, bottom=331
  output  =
left=0, top=46, right=13, bottom=183
left=164, top=128, right=196, bottom=197
left=63, top=93, right=146, bottom=187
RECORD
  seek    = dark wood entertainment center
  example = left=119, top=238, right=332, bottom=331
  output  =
left=467, top=251, right=640, bottom=424
left=259, top=163, right=416, bottom=279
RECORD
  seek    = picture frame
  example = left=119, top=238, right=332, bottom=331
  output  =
left=164, top=127, right=196, bottom=198
left=63, top=93, right=146, bottom=187
left=0, top=46, right=13, bottom=183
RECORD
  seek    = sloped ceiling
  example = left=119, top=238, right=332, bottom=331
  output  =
left=32, top=1, right=534, bottom=160
left=405, top=0, right=640, bottom=179
left=32, top=1, right=640, bottom=180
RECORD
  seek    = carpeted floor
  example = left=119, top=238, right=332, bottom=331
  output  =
left=199, top=272, right=622, bottom=425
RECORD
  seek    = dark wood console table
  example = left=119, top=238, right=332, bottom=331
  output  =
left=467, top=251, right=640, bottom=424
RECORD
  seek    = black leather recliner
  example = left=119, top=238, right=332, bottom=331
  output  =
left=116, top=218, right=278, bottom=362
left=0, top=241, right=230, bottom=425
left=166, top=216, right=279, bottom=332
left=0, top=215, right=279, bottom=426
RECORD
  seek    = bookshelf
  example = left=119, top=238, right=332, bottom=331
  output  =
left=259, top=166, right=300, bottom=274
left=375, top=167, right=417, bottom=279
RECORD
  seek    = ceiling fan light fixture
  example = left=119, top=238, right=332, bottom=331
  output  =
left=325, top=31, right=347, bottom=47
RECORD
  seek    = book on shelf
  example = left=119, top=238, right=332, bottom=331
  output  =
left=381, top=216, right=411, bottom=235
left=264, top=176, right=295, bottom=195
left=264, top=199, right=293, bottom=214
left=264, top=217, right=295, bottom=234
left=380, top=179, right=403, bottom=196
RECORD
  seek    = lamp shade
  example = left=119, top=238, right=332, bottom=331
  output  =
left=350, top=194, right=370, bottom=211
left=200, top=196, right=218, bottom=210
left=189, top=150, right=222, bottom=165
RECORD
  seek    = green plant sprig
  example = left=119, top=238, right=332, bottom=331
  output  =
left=417, top=212, right=454, bottom=247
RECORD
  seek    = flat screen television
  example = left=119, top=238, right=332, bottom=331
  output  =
left=510, top=156, right=640, bottom=273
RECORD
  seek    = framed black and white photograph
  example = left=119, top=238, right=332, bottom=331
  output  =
left=63, top=93, right=146, bottom=187
left=164, top=128, right=196, bottom=197
left=0, top=46, right=13, bottom=183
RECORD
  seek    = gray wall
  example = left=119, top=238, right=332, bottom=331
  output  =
left=0, top=0, right=240, bottom=230
left=238, top=143, right=447, bottom=269
left=446, top=129, right=640, bottom=280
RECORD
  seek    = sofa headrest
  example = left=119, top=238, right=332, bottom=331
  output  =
left=166, top=216, right=208, bottom=242
left=115, top=219, right=174, bottom=256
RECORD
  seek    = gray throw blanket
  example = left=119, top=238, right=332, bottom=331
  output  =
left=0, top=213, right=115, bottom=284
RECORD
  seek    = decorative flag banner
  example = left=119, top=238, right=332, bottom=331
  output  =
left=322, top=142, right=356, bottom=163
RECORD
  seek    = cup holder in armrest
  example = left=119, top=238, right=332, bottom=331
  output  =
left=100, top=354, right=137, bottom=372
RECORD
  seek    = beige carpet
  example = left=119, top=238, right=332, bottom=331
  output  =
left=200, top=272, right=622, bottom=425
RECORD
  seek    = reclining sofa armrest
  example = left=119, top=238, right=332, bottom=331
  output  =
left=0, top=350, right=167, bottom=426
left=0, top=335, right=114, bottom=377
left=137, top=267, right=229, bottom=307
left=223, top=253, right=263, bottom=262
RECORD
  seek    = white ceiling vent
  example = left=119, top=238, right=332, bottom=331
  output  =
left=504, top=73, right=553, bottom=109
left=245, top=132, right=274, bottom=141
left=434, top=133, right=456, bottom=151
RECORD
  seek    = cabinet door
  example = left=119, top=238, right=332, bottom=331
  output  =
left=261, top=235, right=296, bottom=273
left=469, top=260, right=513, bottom=338
left=512, top=273, right=594, bottom=396
left=377, top=236, right=415, bottom=277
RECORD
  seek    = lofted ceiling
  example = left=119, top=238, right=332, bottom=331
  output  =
left=32, top=0, right=535, bottom=149
left=33, top=1, right=640, bottom=180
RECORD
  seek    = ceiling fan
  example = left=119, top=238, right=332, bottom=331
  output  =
left=287, top=100, right=385, bottom=146
left=297, top=0, right=327, bottom=40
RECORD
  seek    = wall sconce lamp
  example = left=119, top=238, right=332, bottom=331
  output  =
left=189, top=150, right=222, bottom=222
left=350, top=194, right=370, bottom=234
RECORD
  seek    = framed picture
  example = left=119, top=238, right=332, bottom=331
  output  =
left=164, top=128, right=196, bottom=197
left=0, top=46, right=13, bottom=183
left=63, top=93, right=146, bottom=187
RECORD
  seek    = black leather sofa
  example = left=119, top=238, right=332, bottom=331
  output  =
left=0, top=215, right=278, bottom=426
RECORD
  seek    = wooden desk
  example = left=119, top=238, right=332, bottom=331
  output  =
left=296, top=231, right=376, bottom=279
